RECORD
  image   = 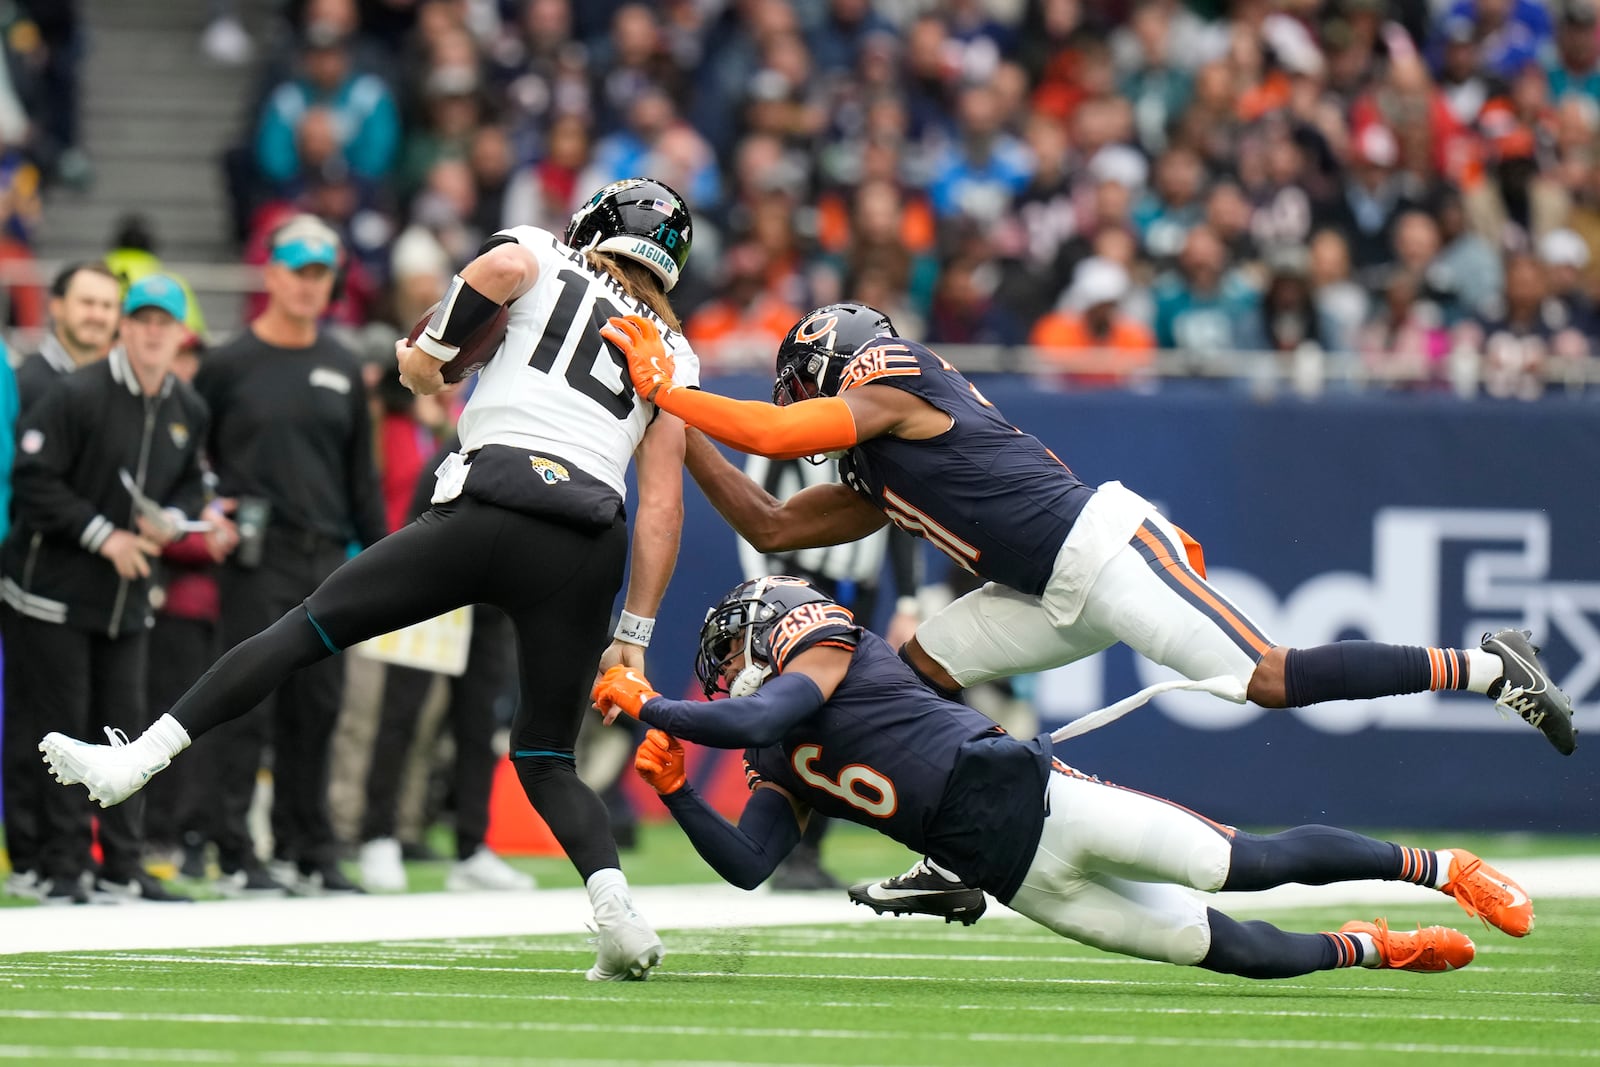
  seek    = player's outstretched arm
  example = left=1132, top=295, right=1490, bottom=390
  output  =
left=599, top=409, right=688, bottom=678
left=596, top=665, right=826, bottom=745
left=605, top=314, right=862, bottom=460
left=634, top=729, right=806, bottom=890
left=685, top=429, right=887, bottom=552
left=594, top=644, right=852, bottom=746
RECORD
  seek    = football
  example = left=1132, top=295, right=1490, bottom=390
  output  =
left=407, top=301, right=510, bottom=384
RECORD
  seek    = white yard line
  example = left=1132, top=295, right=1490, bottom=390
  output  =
left=0, top=1037, right=1595, bottom=1063
left=1, top=856, right=1596, bottom=958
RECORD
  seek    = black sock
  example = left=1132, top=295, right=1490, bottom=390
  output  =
left=1282, top=642, right=1470, bottom=707
left=1200, top=908, right=1362, bottom=978
left=1224, top=826, right=1435, bottom=890
left=899, top=645, right=962, bottom=701
left=171, top=608, right=332, bottom=737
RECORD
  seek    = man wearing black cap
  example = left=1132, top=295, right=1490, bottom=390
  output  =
left=193, top=214, right=385, bottom=895
left=2, top=275, right=212, bottom=903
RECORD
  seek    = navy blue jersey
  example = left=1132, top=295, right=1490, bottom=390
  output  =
left=745, top=618, right=1052, bottom=901
left=836, top=338, right=1094, bottom=596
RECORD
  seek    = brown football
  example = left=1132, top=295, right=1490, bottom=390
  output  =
left=407, top=302, right=510, bottom=384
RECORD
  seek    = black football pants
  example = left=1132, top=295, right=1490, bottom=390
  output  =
left=2, top=608, right=149, bottom=885
left=140, top=614, right=218, bottom=849
left=202, top=534, right=348, bottom=874
left=167, top=496, right=629, bottom=879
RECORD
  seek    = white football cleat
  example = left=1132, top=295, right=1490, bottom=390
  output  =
left=586, top=891, right=664, bottom=981
left=39, top=729, right=169, bottom=808
left=446, top=847, right=535, bottom=892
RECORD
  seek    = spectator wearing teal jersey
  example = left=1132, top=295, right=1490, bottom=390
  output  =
left=1547, top=1, right=1600, bottom=102
left=1151, top=224, right=1263, bottom=354
left=254, top=25, right=399, bottom=192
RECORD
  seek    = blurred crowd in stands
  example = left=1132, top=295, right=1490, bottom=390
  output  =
left=0, top=1, right=89, bottom=332
left=186, top=0, right=1600, bottom=399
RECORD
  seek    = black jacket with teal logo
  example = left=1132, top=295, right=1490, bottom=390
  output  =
left=2, top=350, right=209, bottom=637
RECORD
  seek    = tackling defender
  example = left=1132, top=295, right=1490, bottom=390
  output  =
left=39, top=178, right=697, bottom=981
left=593, top=576, right=1533, bottom=980
left=599, top=304, right=1576, bottom=919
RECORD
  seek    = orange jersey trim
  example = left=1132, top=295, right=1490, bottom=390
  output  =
left=839, top=343, right=922, bottom=393
left=659, top=389, right=858, bottom=460
left=1171, top=523, right=1207, bottom=578
left=769, top=603, right=857, bottom=671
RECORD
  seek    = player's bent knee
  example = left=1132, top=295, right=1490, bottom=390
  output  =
left=1246, top=647, right=1290, bottom=708
left=511, top=751, right=578, bottom=795
left=900, top=639, right=963, bottom=699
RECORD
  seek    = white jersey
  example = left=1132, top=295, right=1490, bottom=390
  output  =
left=454, top=225, right=700, bottom=499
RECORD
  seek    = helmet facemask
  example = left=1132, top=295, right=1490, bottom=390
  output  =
left=693, top=576, right=835, bottom=698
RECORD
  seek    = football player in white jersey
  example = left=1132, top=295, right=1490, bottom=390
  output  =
left=39, top=179, right=698, bottom=982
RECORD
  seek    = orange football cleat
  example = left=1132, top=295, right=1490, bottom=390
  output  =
left=1441, top=849, right=1535, bottom=938
left=1340, top=919, right=1475, bottom=972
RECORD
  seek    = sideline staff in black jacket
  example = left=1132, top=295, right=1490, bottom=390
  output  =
left=1, top=275, right=214, bottom=902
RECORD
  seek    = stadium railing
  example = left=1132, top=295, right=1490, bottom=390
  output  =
left=1, top=258, right=1596, bottom=395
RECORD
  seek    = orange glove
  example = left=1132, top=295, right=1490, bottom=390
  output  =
left=591, top=663, right=661, bottom=720
left=601, top=314, right=676, bottom=402
left=634, top=728, right=686, bottom=795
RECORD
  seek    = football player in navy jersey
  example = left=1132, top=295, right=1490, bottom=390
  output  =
left=40, top=179, right=701, bottom=981
left=592, top=576, right=1534, bottom=979
left=600, top=302, right=1575, bottom=918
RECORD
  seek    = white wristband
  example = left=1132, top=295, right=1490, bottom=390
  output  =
left=614, top=611, right=655, bottom=647
left=413, top=332, right=459, bottom=362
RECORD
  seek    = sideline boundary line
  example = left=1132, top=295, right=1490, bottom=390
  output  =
left=3, top=857, right=1597, bottom=957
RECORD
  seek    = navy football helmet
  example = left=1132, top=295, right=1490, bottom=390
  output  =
left=564, top=177, right=693, bottom=291
left=694, top=576, right=836, bottom=698
left=772, top=302, right=898, bottom=406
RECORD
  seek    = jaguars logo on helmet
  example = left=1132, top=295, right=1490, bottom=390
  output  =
left=773, top=302, right=898, bottom=406
left=564, top=178, right=693, bottom=292
left=694, top=576, right=837, bottom=698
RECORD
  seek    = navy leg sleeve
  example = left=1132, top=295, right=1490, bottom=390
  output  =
left=1224, top=826, right=1408, bottom=891
left=1282, top=642, right=1432, bottom=707
left=1200, top=908, right=1347, bottom=979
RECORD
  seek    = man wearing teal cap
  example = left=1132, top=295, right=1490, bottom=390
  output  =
left=124, top=272, right=187, bottom=320
left=1, top=271, right=216, bottom=903
left=269, top=218, right=341, bottom=272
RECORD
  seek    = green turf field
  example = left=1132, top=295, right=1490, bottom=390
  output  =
left=2, top=900, right=1597, bottom=1066
left=3, top=823, right=1598, bottom=1066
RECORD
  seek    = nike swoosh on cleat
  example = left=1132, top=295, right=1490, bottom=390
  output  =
left=1500, top=882, right=1530, bottom=909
